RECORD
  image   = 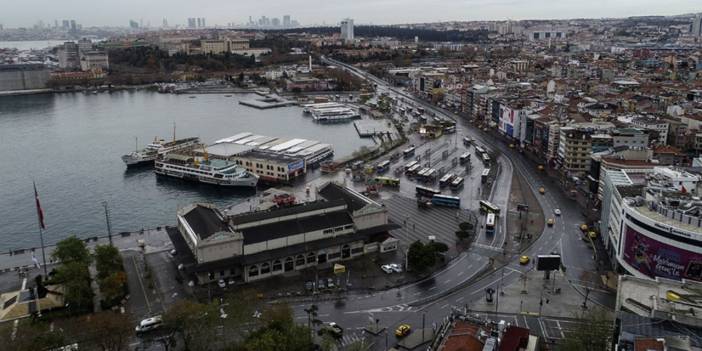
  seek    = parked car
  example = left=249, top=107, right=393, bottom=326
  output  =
left=547, top=218, right=554, bottom=226
left=554, top=209, right=561, bottom=216
left=389, top=263, right=403, bottom=273
left=135, top=315, right=163, bottom=334
left=327, top=278, right=335, bottom=289
left=318, top=279, right=326, bottom=290
left=218, top=279, right=226, bottom=288
left=381, top=264, right=394, bottom=274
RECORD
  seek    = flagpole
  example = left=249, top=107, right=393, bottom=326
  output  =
left=33, top=181, right=48, bottom=277
left=38, top=224, right=48, bottom=277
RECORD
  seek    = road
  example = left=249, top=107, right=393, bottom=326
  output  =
left=280, top=56, right=617, bottom=349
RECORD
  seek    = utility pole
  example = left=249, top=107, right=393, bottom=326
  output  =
left=102, top=201, right=113, bottom=246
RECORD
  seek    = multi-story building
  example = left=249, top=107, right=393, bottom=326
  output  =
left=340, top=18, right=354, bottom=42
left=187, top=17, right=196, bottom=28
left=79, top=51, right=109, bottom=71
left=58, top=42, right=80, bottom=69
left=601, top=167, right=702, bottom=282
left=691, top=14, right=702, bottom=37
left=0, top=64, right=50, bottom=92
left=557, top=122, right=614, bottom=178
left=629, top=115, right=669, bottom=146
left=172, top=182, right=395, bottom=284
left=201, top=40, right=229, bottom=55
left=614, top=275, right=702, bottom=349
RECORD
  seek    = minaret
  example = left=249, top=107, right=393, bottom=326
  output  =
left=308, top=55, right=312, bottom=72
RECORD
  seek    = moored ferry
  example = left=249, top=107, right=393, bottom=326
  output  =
left=121, top=137, right=200, bottom=167
left=154, top=154, right=258, bottom=188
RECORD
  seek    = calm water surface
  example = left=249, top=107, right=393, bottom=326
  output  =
left=0, top=91, right=374, bottom=250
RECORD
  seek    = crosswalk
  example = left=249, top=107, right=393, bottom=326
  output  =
left=339, top=332, right=365, bottom=349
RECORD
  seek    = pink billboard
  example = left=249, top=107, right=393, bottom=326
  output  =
left=623, top=226, right=702, bottom=282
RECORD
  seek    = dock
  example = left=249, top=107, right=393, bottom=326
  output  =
left=239, top=95, right=297, bottom=109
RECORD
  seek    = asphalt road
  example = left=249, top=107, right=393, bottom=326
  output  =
left=288, top=57, right=618, bottom=350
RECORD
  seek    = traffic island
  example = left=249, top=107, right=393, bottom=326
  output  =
left=363, top=322, right=386, bottom=336
left=397, top=328, right=434, bottom=349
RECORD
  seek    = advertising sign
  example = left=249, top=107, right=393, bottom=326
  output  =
left=288, top=159, right=305, bottom=172
left=623, top=226, right=702, bottom=281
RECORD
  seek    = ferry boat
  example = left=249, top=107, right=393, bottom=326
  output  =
left=311, top=108, right=360, bottom=124
left=121, top=137, right=200, bottom=167
left=154, top=154, right=258, bottom=188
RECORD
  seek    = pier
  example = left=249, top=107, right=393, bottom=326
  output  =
left=238, top=95, right=297, bottom=109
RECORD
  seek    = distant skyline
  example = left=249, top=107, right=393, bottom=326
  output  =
left=1, top=0, right=700, bottom=28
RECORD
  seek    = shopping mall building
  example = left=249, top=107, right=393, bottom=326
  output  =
left=601, top=166, right=702, bottom=282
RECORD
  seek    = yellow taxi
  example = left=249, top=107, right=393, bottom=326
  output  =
left=509, top=143, right=515, bottom=149
left=580, top=224, right=588, bottom=231
left=519, top=255, right=530, bottom=265
left=537, top=165, right=544, bottom=171
left=395, top=324, right=411, bottom=337
left=588, top=231, right=598, bottom=239
left=539, top=187, right=545, bottom=194
left=547, top=218, right=554, bottom=226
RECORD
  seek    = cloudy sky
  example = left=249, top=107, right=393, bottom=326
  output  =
left=3, top=0, right=700, bottom=27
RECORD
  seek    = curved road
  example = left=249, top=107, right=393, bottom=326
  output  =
left=286, top=57, right=615, bottom=348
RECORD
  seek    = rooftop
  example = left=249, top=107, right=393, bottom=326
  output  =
left=617, top=275, right=702, bottom=328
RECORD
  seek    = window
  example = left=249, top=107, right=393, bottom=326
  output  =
left=344, top=225, right=354, bottom=230
left=307, top=252, right=316, bottom=264
left=295, top=255, right=305, bottom=266
left=334, top=227, right=344, bottom=232
left=351, top=247, right=364, bottom=254
left=220, top=270, right=225, bottom=277
left=323, top=229, right=333, bottom=234
left=261, top=262, right=270, bottom=274
left=273, top=259, right=282, bottom=271
left=248, top=265, right=259, bottom=277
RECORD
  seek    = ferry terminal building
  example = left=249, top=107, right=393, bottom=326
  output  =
left=169, top=182, right=399, bottom=284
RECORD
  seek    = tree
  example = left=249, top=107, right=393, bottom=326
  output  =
left=53, top=260, right=94, bottom=313
left=243, top=304, right=312, bottom=351
left=52, top=236, right=91, bottom=265
left=0, top=319, right=67, bottom=351
left=162, top=299, right=218, bottom=351
left=100, top=271, right=127, bottom=306
left=94, top=244, right=122, bottom=279
left=427, top=241, right=449, bottom=253
left=407, top=241, right=436, bottom=273
left=80, top=311, right=133, bottom=351
left=558, top=308, right=614, bottom=351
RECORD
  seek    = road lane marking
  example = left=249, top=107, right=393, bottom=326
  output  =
left=443, top=279, right=452, bottom=284
left=440, top=304, right=449, bottom=309
left=457, top=271, right=464, bottom=276
left=428, top=286, right=437, bottom=291
left=456, top=297, right=464, bottom=302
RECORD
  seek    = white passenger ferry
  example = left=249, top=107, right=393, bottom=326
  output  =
left=155, top=154, right=258, bottom=188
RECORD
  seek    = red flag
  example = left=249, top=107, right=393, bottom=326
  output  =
left=34, top=182, right=46, bottom=229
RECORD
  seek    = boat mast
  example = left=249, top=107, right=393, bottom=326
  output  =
left=135, top=136, right=138, bottom=152
left=173, top=122, right=176, bottom=142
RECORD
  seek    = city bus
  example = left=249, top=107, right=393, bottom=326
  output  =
left=376, top=160, right=391, bottom=173
left=481, top=153, right=491, bottom=165
left=374, top=176, right=400, bottom=187
left=416, top=185, right=441, bottom=198
left=439, top=173, right=455, bottom=188
left=450, top=177, right=464, bottom=190
left=459, top=152, right=471, bottom=165
left=431, top=194, right=461, bottom=208
left=403, top=146, right=416, bottom=158
left=481, top=169, right=490, bottom=184
left=404, top=160, right=418, bottom=171
left=423, top=168, right=437, bottom=181
left=406, top=164, right=421, bottom=175
left=444, top=125, right=456, bottom=134
left=479, top=200, right=500, bottom=214
left=474, top=145, right=485, bottom=155
left=416, top=167, right=430, bottom=178
left=463, top=137, right=473, bottom=146
left=485, top=213, right=496, bottom=236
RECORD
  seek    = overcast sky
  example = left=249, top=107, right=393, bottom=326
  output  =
left=3, top=0, right=700, bottom=28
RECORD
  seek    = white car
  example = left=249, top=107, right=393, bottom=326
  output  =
left=381, top=264, right=394, bottom=274
left=389, top=263, right=403, bottom=273
left=135, top=315, right=163, bottom=333
left=554, top=209, right=562, bottom=216
left=218, top=279, right=226, bottom=288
